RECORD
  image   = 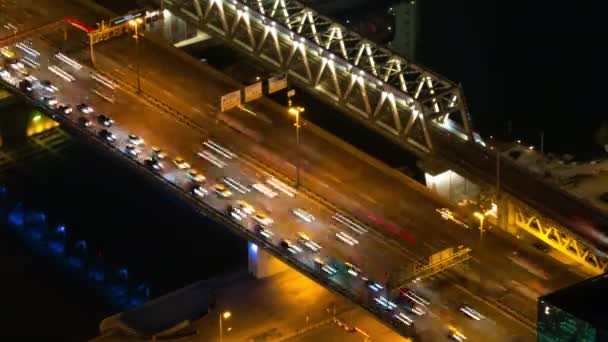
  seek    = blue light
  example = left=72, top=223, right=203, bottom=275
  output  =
left=56, top=225, right=66, bottom=233
left=250, top=243, right=258, bottom=253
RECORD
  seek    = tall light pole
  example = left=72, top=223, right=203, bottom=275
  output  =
left=219, top=311, right=231, bottom=342
left=288, top=106, right=305, bottom=188
left=473, top=211, right=485, bottom=241
left=129, top=18, right=144, bottom=93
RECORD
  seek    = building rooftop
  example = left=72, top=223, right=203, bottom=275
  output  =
left=540, top=273, right=608, bottom=330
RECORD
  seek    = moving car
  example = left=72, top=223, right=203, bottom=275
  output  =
left=292, top=208, right=315, bottom=223
left=57, top=104, right=72, bottom=114
left=344, top=262, right=363, bottom=277
left=212, top=183, right=232, bottom=198
left=144, top=158, right=163, bottom=171
left=76, top=103, right=93, bottom=114
left=78, top=117, right=91, bottom=127
left=297, top=232, right=322, bottom=252
left=254, top=224, right=274, bottom=241
left=234, top=200, right=255, bottom=216
left=252, top=212, right=274, bottom=226
left=188, top=169, right=206, bottom=183
left=97, top=114, right=114, bottom=127
left=173, top=157, right=191, bottom=169
left=459, top=304, right=484, bottom=320
left=280, top=239, right=303, bottom=254
left=151, top=147, right=167, bottom=160
left=125, top=144, right=139, bottom=157
left=192, top=185, right=208, bottom=198
left=336, top=231, right=359, bottom=246
left=128, top=134, right=144, bottom=145
left=98, top=129, right=115, bottom=142
left=399, top=288, right=431, bottom=306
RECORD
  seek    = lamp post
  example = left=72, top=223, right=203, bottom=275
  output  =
left=473, top=211, right=485, bottom=241
left=219, top=311, right=231, bottom=342
left=128, top=18, right=144, bottom=93
left=288, top=106, right=305, bottom=188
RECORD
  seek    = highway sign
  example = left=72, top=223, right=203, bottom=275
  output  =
left=221, top=89, right=241, bottom=112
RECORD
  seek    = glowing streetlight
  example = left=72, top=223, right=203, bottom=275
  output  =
left=289, top=106, right=305, bottom=188
left=219, top=311, right=231, bottom=342
left=129, top=18, right=144, bottom=93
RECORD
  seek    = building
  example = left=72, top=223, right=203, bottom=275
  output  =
left=537, top=274, right=608, bottom=342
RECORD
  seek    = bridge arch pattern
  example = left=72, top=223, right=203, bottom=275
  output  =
left=164, top=0, right=473, bottom=155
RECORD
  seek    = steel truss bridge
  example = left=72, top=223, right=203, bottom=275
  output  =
left=162, top=0, right=473, bottom=156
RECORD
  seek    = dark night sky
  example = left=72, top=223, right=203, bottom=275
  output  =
left=418, top=2, right=606, bottom=157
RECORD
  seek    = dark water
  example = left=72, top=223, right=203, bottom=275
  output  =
left=0, top=115, right=245, bottom=340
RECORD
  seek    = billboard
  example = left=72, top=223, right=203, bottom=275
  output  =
left=64, top=17, right=97, bottom=33
left=268, top=73, right=288, bottom=94
left=244, top=82, right=263, bottom=102
left=221, top=90, right=241, bottom=112
left=109, top=9, right=146, bottom=27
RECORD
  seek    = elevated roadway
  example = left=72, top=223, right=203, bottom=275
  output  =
left=0, top=28, right=547, bottom=342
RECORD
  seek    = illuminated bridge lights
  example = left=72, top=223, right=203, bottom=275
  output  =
left=163, top=0, right=474, bottom=155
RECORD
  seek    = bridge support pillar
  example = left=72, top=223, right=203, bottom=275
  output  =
left=248, top=242, right=288, bottom=279
left=0, top=93, right=29, bottom=148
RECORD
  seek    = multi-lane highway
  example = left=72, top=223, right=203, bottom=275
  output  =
left=0, top=2, right=592, bottom=340
left=0, top=36, right=533, bottom=341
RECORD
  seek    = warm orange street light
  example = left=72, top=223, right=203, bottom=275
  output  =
left=219, top=311, right=232, bottom=342
left=288, top=106, right=305, bottom=188
left=129, top=18, right=144, bottom=93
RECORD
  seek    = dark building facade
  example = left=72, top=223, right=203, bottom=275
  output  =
left=538, top=274, right=608, bottom=342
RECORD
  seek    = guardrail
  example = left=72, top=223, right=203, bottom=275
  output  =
left=0, top=80, right=417, bottom=339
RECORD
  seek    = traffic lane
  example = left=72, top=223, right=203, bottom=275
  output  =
left=91, top=35, right=463, bottom=253
left=418, top=278, right=535, bottom=341
left=16, top=38, right=531, bottom=339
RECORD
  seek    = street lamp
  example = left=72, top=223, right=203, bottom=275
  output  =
left=129, top=18, right=144, bottom=93
left=288, top=106, right=305, bottom=188
left=219, top=311, right=231, bottom=342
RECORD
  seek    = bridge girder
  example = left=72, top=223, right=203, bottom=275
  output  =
left=164, top=0, right=474, bottom=155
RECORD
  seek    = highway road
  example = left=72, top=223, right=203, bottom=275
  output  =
left=0, top=3, right=591, bottom=340
left=0, top=34, right=537, bottom=341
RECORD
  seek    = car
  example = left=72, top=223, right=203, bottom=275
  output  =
left=173, top=157, right=191, bottom=169
left=366, top=280, right=384, bottom=292
left=393, top=312, right=414, bottom=326
left=252, top=183, right=278, bottom=198
left=448, top=326, right=467, bottom=341
left=40, top=96, right=57, bottom=107
left=459, top=304, right=484, bottom=320
left=436, top=208, right=453, bottom=220
left=78, top=117, right=91, bottom=127
left=57, top=104, right=72, bottom=114
left=76, top=103, right=93, bottom=114
left=125, top=144, right=139, bottom=157
left=374, top=296, right=397, bottom=312
left=280, top=239, right=303, bottom=254
left=313, top=256, right=326, bottom=267
left=336, top=231, right=359, bottom=246
left=399, top=288, right=431, bottom=306
left=532, top=242, right=550, bottom=253
left=234, top=200, right=255, bottom=216
left=344, top=262, right=363, bottom=277
left=254, top=224, right=274, bottom=241
left=98, top=129, right=115, bottom=142
left=97, top=114, right=114, bottom=127
left=297, top=232, right=322, bottom=252
left=144, top=158, right=163, bottom=171
left=292, top=208, right=315, bottom=223
left=188, top=170, right=206, bottom=183
left=212, top=183, right=232, bottom=198
left=192, top=185, right=208, bottom=198
left=252, top=212, right=274, bottom=226
left=128, top=134, right=144, bottom=145
left=151, top=147, right=167, bottom=160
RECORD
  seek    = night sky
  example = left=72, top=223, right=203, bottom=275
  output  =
left=418, top=2, right=606, bottom=158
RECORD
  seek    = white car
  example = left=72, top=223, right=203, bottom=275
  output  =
left=344, top=262, right=362, bottom=277
left=151, top=147, right=167, bottom=160
left=128, top=134, right=144, bottom=145
left=125, top=144, right=139, bottom=157
left=212, top=184, right=232, bottom=198
left=252, top=183, right=278, bottom=198
left=252, top=212, right=274, bottom=226
left=460, top=304, right=484, bottom=320
left=77, top=103, right=93, bottom=114
left=188, top=169, right=205, bottom=183
left=292, top=208, right=315, bottom=223
left=192, top=185, right=208, bottom=198
left=336, top=231, right=359, bottom=246
left=173, top=157, right=191, bottom=169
